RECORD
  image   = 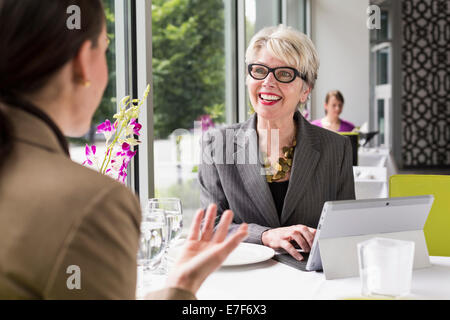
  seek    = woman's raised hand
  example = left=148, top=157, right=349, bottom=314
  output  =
left=165, top=204, right=248, bottom=295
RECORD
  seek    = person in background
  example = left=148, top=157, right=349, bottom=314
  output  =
left=0, top=0, right=247, bottom=299
left=311, top=90, right=355, bottom=132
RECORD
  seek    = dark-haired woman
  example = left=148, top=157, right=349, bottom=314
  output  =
left=0, top=0, right=247, bottom=299
left=311, top=90, right=355, bottom=132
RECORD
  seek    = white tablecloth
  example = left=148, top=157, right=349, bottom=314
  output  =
left=192, top=256, right=450, bottom=300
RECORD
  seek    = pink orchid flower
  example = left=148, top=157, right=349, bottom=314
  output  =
left=122, top=142, right=130, bottom=151
left=96, top=119, right=116, bottom=140
left=129, top=118, right=142, bottom=136
left=118, top=158, right=131, bottom=183
left=81, top=85, right=150, bottom=183
left=127, top=150, right=137, bottom=158
left=117, top=143, right=137, bottom=159
left=82, top=144, right=96, bottom=166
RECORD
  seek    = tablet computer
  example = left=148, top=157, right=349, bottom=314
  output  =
left=305, top=195, right=434, bottom=271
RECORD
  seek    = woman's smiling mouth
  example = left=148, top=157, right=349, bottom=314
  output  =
left=259, top=92, right=282, bottom=105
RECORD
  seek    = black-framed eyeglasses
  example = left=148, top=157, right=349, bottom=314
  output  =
left=248, top=63, right=307, bottom=83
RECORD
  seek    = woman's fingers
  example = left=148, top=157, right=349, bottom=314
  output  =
left=280, top=239, right=303, bottom=261
left=290, top=225, right=316, bottom=249
left=299, top=227, right=315, bottom=249
left=291, top=232, right=310, bottom=253
left=201, top=203, right=217, bottom=241
left=217, top=223, right=248, bottom=257
left=187, top=208, right=205, bottom=241
left=212, top=210, right=234, bottom=243
left=308, top=227, right=317, bottom=234
left=227, top=223, right=248, bottom=246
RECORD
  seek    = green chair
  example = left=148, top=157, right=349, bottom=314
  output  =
left=389, top=175, right=450, bottom=257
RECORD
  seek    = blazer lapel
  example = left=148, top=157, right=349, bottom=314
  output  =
left=280, top=113, right=320, bottom=225
left=233, top=115, right=280, bottom=228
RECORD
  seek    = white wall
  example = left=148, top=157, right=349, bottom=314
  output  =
left=310, top=0, right=370, bottom=127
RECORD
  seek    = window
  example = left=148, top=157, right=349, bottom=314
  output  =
left=376, top=47, right=390, bottom=85
left=370, top=9, right=389, bottom=43
left=377, top=99, right=385, bottom=145
left=370, top=3, right=392, bottom=148
left=245, top=0, right=280, bottom=45
left=151, top=0, right=227, bottom=233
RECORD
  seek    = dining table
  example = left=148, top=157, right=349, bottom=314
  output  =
left=139, top=254, right=450, bottom=300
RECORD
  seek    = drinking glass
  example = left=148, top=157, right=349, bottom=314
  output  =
left=357, top=237, right=415, bottom=298
left=148, top=198, right=183, bottom=275
left=136, top=208, right=167, bottom=291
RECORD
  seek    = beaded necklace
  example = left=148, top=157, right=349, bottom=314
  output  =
left=262, top=128, right=297, bottom=183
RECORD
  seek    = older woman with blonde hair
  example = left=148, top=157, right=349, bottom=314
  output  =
left=199, top=25, right=355, bottom=263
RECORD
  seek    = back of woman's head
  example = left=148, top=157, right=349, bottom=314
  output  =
left=0, top=0, right=105, bottom=167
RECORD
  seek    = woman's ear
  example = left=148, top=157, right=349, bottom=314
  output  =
left=72, top=40, right=93, bottom=86
left=299, top=86, right=311, bottom=104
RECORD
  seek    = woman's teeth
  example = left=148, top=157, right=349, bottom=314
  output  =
left=259, top=94, right=281, bottom=101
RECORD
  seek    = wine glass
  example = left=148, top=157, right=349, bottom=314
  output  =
left=136, top=208, right=167, bottom=293
left=148, top=198, right=183, bottom=275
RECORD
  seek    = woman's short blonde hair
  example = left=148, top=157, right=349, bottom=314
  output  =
left=245, top=24, right=320, bottom=89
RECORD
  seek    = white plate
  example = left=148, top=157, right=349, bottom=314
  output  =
left=221, top=243, right=275, bottom=267
left=168, top=242, right=275, bottom=267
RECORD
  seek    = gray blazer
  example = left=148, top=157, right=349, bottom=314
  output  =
left=198, top=111, right=355, bottom=244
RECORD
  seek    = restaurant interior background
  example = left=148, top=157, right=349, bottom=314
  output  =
left=69, top=0, right=450, bottom=233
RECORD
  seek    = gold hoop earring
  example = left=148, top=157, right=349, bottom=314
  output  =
left=83, top=80, right=91, bottom=88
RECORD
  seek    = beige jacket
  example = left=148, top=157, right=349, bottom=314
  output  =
left=0, top=104, right=195, bottom=300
